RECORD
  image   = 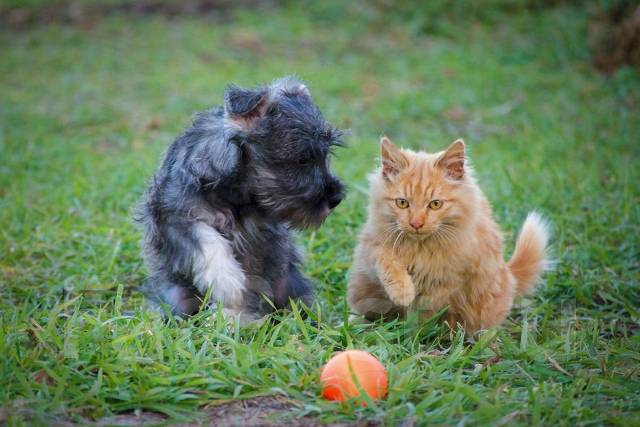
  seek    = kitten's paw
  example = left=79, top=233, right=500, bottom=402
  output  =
left=386, top=277, right=416, bottom=307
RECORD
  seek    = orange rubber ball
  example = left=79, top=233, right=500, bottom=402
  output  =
left=320, top=350, right=388, bottom=405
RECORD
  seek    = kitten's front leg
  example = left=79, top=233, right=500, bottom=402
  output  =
left=375, top=253, right=415, bottom=306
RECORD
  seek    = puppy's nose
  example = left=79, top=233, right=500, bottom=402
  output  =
left=325, top=178, right=344, bottom=209
left=410, top=218, right=424, bottom=230
left=327, top=192, right=342, bottom=209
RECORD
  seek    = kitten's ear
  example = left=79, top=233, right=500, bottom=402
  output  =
left=380, top=136, right=408, bottom=181
left=224, top=85, right=271, bottom=130
left=436, top=139, right=465, bottom=180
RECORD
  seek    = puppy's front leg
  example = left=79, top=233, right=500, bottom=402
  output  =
left=375, top=252, right=415, bottom=307
left=192, top=222, right=246, bottom=310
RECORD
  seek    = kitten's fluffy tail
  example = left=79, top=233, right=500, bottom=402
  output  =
left=508, top=212, right=550, bottom=295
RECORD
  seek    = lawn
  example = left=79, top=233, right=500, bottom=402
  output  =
left=1, top=1, right=639, bottom=426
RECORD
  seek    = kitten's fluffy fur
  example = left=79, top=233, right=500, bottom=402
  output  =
left=348, top=137, right=550, bottom=332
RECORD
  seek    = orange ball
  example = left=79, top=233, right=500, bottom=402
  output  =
left=320, top=350, right=388, bottom=404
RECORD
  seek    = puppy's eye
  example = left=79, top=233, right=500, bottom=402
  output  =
left=395, top=198, right=409, bottom=209
left=298, top=158, right=310, bottom=165
left=428, top=199, right=443, bottom=210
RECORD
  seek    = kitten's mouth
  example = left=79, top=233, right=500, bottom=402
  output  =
left=406, top=227, right=438, bottom=238
left=405, top=228, right=430, bottom=237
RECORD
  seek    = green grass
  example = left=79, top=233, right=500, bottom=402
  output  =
left=1, top=2, right=639, bottom=425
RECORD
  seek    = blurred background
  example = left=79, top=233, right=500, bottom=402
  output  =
left=2, top=0, right=639, bottom=72
left=1, top=0, right=638, bottom=322
left=1, top=1, right=639, bottom=425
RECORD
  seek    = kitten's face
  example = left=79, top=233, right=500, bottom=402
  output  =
left=378, top=137, right=468, bottom=237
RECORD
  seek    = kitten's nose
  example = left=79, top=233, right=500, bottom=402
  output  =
left=410, top=218, right=424, bottom=230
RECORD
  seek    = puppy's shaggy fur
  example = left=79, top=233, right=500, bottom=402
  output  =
left=137, top=77, right=344, bottom=323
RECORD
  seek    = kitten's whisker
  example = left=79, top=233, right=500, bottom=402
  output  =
left=437, top=228, right=454, bottom=245
left=429, top=224, right=458, bottom=247
left=380, top=224, right=401, bottom=248
left=432, top=230, right=446, bottom=247
left=392, top=230, right=405, bottom=255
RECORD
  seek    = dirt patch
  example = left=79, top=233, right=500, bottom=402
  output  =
left=182, top=396, right=381, bottom=427
left=183, top=396, right=374, bottom=427
left=194, top=396, right=314, bottom=427
left=0, top=0, right=279, bottom=30
left=95, top=411, right=166, bottom=426
left=2, top=396, right=383, bottom=426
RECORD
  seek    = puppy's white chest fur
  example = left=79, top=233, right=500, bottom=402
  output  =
left=192, top=222, right=246, bottom=309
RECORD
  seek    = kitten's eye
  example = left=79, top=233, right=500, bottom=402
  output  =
left=428, top=199, right=443, bottom=210
left=395, top=198, right=410, bottom=209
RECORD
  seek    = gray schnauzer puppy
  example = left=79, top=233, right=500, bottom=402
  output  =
left=137, top=76, right=344, bottom=323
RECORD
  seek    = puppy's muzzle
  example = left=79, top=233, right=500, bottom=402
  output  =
left=325, top=178, right=344, bottom=210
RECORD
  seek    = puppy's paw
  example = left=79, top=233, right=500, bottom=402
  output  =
left=192, top=222, right=247, bottom=307
left=220, top=307, right=265, bottom=327
left=385, top=273, right=416, bottom=307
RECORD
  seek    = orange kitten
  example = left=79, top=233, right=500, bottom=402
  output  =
left=347, top=137, right=550, bottom=333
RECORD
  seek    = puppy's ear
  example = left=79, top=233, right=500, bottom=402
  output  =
left=270, top=76, right=311, bottom=97
left=380, top=136, right=408, bottom=181
left=436, top=139, right=465, bottom=180
left=179, top=115, right=243, bottom=189
left=224, top=85, right=270, bottom=130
